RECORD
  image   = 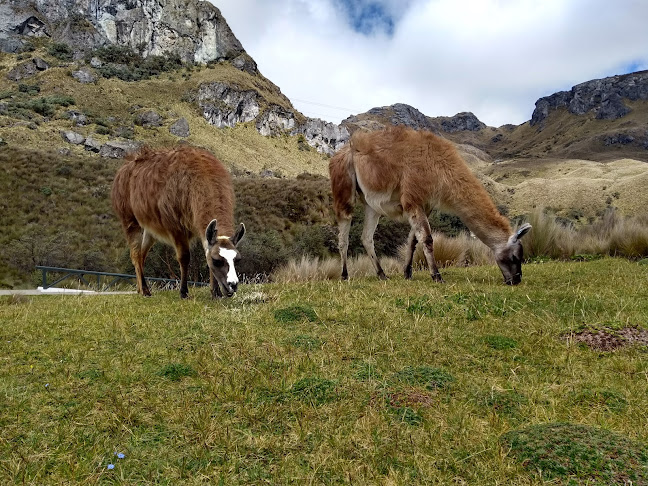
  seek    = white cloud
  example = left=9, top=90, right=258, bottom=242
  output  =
left=211, top=0, right=648, bottom=127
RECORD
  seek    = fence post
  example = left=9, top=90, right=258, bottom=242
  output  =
left=41, top=267, right=47, bottom=289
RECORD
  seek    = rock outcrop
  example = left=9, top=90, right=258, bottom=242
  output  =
left=435, top=112, right=486, bottom=133
left=0, top=0, right=248, bottom=66
left=531, top=70, right=648, bottom=127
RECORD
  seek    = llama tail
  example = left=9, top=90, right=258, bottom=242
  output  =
left=328, top=144, right=356, bottom=221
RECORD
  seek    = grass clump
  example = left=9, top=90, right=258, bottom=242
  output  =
left=158, top=363, right=197, bottom=381
left=501, top=423, right=648, bottom=485
left=479, top=390, right=527, bottom=416
left=392, top=366, right=454, bottom=390
left=483, top=334, right=518, bottom=350
left=568, top=389, right=628, bottom=413
left=273, top=304, right=317, bottom=323
left=286, top=334, right=324, bottom=350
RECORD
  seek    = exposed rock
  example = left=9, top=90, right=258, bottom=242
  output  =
left=72, top=68, right=96, bottom=84
left=531, top=71, right=648, bottom=127
left=65, top=110, right=88, bottom=126
left=345, top=103, right=436, bottom=132
left=437, top=112, right=486, bottom=133
left=0, top=102, right=7, bottom=114
left=135, top=110, right=163, bottom=127
left=230, top=53, right=258, bottom=75
left=84, top=137, right=102, bottom=152
left=90, top=57, right=102, bottom=68
left=169, top=118, right=190, bottom=137
left=0, top=0, right=249, bottom=66
left=61, top=130, right=85, bottom=145
left=300, top=118, right=350, bottom=155
left=604, top=133, right=635, bottom=146
left=99, top=140, right=141, bottom=158
left=256, top=105, right=297, bottom=136
left=6, top=58, right=49, bottom=81
left=198, top=82, right=259, bottom=128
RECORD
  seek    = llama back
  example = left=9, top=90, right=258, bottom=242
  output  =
left=113, top=146, right=235, bottom=241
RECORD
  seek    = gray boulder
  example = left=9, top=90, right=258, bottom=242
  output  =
left=300, top=118, right=350, bottom=155
left=72, top=68, right=96, bottom=84
left=84, top=137, right=102, bottom=152
left=99, top=140, right=141, bottom=158
left=135, top=110, right=163, bottom=127
left=6, top=58, right=49, bottom=81
left=61, top=130, right=85, bottom=145
left=169, top=118, right=190, bottom=137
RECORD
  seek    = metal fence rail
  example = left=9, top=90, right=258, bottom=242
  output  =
left=35, top=266, right=209, bottom=291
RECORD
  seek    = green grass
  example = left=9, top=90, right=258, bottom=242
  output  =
left=1, top=259, right=648, bottom=484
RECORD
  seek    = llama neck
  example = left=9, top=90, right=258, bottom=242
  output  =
left=443, top=182, right=512, bottom=250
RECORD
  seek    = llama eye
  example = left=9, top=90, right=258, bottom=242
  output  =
left=213, top=259, right=224, bottom=267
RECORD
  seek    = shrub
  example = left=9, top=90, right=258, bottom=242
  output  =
left=47, top=42, right=74, bottom=61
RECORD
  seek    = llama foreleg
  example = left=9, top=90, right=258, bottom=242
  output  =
left=176, top=243, right=191, bottom=299
left=407, top=207, right=444, bottom=283
left=362, top=206, right=387, bottom=280
left=337, top=217, right=352, bottom=280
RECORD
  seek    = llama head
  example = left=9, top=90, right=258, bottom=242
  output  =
left=205, top=219, right=246, bottom=297
left=495, top=223, right=532, bottom=285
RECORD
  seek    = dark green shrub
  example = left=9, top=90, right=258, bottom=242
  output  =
left=18, top=84, right=40, bottom=95
left=47, top=42, right=74, bottom=61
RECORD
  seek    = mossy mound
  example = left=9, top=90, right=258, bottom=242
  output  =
left=501, top=423, right=648, bottom=485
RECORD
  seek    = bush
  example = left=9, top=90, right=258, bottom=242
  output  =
left=47, top=43, right=74, bottom=61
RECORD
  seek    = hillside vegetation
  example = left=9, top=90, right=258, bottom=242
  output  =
left=1, top=259, right=647, bottom=484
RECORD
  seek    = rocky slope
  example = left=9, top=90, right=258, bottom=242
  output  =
left=0, top=0, right=349, bottom=155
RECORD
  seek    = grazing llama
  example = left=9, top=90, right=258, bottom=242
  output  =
left=112, top=146, right=245, bottom=299
left=329, top=126, right=531, bottom=285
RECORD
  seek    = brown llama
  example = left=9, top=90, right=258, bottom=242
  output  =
left=329, top=126, right=532, bottom=285
left=112, top=145, right=245, bottom=299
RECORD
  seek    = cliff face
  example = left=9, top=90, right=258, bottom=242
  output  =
left=0, top=0, right=246, bottom=65
left=531, top=71, right=648, bottom=127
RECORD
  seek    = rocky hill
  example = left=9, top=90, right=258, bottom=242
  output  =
left=344, top=71, right=648, bottom=163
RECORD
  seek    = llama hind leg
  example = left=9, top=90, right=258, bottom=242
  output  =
left=362, top=206, right=387, bottom=280
left=337, top=217, right=352, bottom=280
left=126, top=224, right=154, bottom=296
left=403, top=227, right=418, bottom=280
left=407, top=207, right=444, bottom=283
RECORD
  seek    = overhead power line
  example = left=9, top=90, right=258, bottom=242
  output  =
left=291, top=97, right=363, bottom=114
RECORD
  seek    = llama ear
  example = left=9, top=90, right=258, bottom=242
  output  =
left=514, top=223, right=532, bottom=241
left=205, top=219, right=219, bottom=247
left=232, top=223, right=246, bottom=246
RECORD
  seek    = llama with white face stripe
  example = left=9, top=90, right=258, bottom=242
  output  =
left=112, top=146, right=245, bottom=299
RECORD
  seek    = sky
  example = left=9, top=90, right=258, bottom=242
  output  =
left=211, top=0, right=648, bottom=127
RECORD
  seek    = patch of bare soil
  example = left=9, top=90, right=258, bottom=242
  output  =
left=567, top=327, right=648, bottom=351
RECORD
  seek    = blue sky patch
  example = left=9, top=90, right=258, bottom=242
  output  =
left=334, top=0, right=398, bottom=36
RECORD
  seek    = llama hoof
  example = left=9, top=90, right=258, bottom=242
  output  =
left=404, top=269, right=413, bottom=280
left=432, top=275, right=445, bottom=283
left=378, top=273, right=389, bottom=281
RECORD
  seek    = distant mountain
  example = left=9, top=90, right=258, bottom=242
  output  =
left=343, top=71, right=648, bottom=162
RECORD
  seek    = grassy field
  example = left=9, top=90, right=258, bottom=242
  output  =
left=1, top=258, right=648, bottom=484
